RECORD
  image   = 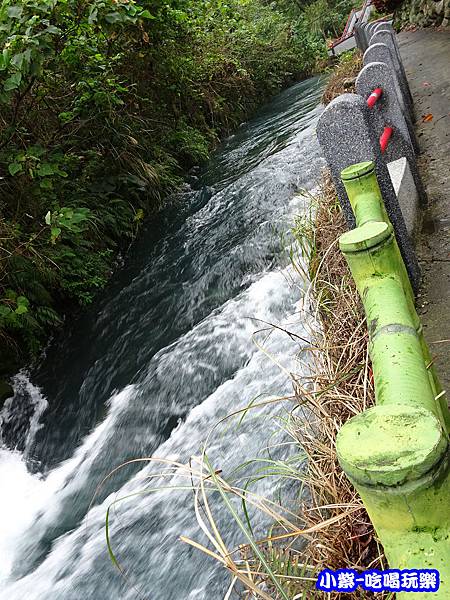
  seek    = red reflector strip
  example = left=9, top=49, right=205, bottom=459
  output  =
left=367, top=87, right=383, bottom=108
left=380, top=126, right=393, bottom=153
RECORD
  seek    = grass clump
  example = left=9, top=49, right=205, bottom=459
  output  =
left=287, top=174, right=389, bottom=595
left=321, top=50, right=363, bottom=105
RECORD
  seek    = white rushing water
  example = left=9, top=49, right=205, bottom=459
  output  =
left=0, top=77, right=325, bottom=599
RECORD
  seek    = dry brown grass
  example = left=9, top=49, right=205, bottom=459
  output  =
left=284, top=172, right=392, bottom=598
left=322, top=52, right=363, bottom=106
left=187, top=173, right=394, bottom=599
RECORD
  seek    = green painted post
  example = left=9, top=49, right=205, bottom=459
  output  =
left=340, top=161, right=390, bottom=226
left=334, top=163, right=450, bottom=596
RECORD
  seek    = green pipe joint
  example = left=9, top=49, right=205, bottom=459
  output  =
left=337, top=404, right=450, bottom=599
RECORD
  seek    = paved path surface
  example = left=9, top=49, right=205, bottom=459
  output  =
left=399, top=29, right=450, bottom=393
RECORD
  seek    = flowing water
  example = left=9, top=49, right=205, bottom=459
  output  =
left=0, top=77, right=325, bottom=599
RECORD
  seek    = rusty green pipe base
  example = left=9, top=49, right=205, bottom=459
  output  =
left=337, top=404, right=450, bottom=599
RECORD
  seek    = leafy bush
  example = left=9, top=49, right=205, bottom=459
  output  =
left=0, top=0, right=349, bottom=371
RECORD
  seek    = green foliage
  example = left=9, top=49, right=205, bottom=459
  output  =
left=0, top=289, right=30, bottom=320
left=0, top=0, right=351, bottom=368
left=45, top=206, right=91, bottom=244
left=299, top=0, right=359, bottom=41
left=338, top=48, right=360, bottom=64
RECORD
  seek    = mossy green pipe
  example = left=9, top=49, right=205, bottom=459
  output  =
left=341, top=161, right=450, bottom=431
left=342, top=161, right=415, bottom=307
left=335, top=164, right=450, bottom=594
left=339, top=221, right=447, bottom=426
left=341, top=161, right=390, bottom=226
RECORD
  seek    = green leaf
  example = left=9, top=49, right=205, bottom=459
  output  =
left=42, top=25, right=60, bottom=35
left=11, top=52, right=25, bottom=69
left=0, top=305, right=12, bottom=318
left=139, top=10, right=156, bottom=19
left=105, top=506, right=120, bottom=570
left=4, top=72, right=22, bottom=92
left=27, top=145, right=45, bottom=158
left=8, top=162, right=22, bottom=176
left=5, top=289, right=17, bottom=301
left=58, top=111, right=75, bottom=124
left=7, top=5, right=23, bottom=19
left=88, top=7, right=98, bottom=24
left=134, top=208, right=144, bottom=222
left=15, top=304, right=28, bottom=315
left=70, top=209, right=90, bottom=224
left=45, top=211, right=52, bottom=225
left=105, top=12, right=122, bottom=24
left=2, top=49, right=11, bottom=68
left=51, top=226, right=61, bottom=242
left=38, top=163, right=55, bottom=177
left=40, top=178, right=53, bottom=189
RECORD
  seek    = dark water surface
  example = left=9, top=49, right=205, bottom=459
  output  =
left=0, top=76, right=325, bottom=599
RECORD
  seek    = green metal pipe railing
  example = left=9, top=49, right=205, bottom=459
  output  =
left=334, top=161, right=450, bottom=598
left=340, top=161, right=449, bottom=429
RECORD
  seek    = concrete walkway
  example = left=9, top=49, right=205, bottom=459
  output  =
left=399, top=29, right=450, bottom=393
